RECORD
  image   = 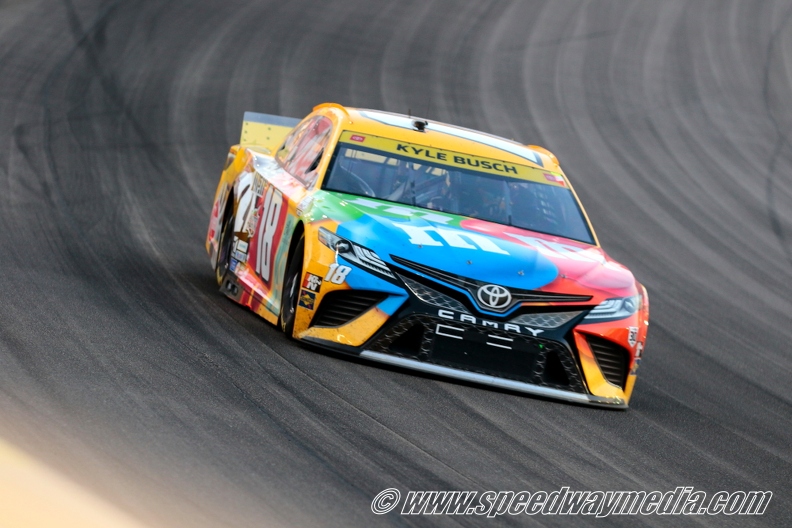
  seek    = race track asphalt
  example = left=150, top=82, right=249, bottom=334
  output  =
left=0, top=0, right=790, bottom=526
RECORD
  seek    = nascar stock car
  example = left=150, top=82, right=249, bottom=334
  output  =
left=206, top=103, right=649, bottom=408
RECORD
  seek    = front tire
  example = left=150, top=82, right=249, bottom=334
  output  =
left=279, top=236, right=304, bottom=338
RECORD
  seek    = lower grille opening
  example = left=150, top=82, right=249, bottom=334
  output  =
left=311, top=290, right=386, bottom=328
left=587, top=335, right=629, bottom=389
left=368, top=315, right=586, bottom=393
left=388, top=324, right=426, bottom=358
left=541, top=350, right=570, bottom=387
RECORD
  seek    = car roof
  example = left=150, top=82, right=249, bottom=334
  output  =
left=314, top=104, right=561, bottom=173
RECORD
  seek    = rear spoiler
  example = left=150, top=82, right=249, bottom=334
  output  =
left=240, top=112, right=301, bottom=151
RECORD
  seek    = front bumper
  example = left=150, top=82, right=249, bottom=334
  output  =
left=301, top=293, right=630, bottom=408
left=295, top=243, right=637, bottom=409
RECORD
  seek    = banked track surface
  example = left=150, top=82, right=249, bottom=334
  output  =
left=0, top=0, right=791, bottom=526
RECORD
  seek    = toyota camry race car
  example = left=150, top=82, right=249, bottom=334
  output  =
left=206, top=104, right=649, bottom=408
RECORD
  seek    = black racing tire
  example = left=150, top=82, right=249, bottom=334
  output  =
left=279, top=235, right=304, bottom=338
left=215, top=209, right=234, bottom=286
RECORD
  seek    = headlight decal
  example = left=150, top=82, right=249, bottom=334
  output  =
left=582, top=295, right=640, bottom=323
left=318, top=227, right=395, bottom=279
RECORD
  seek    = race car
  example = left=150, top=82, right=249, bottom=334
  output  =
left=206, top=103, right=649, bottom=408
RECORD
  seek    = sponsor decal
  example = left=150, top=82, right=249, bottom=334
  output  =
left=244, top=208, right=259, bottom=237
left=324, top=263, right=352, bottom=284
left=302, top=272, right=323, bottom=292
left=252, top=174, right=265, bottom=197
left=630, top=342, right=643, bottom=374
left=543, top=173, right=566, bottom=186
left=229, top=259, right=238, bottom=272
left=392, top=224, right=508, bottom=254
left=348, top=198, right=454, bottom=223
left=476, top=284, right=512, bottom=310
left=298, top=290, right=316, bottom=310
left=437, top=309, right=544, bottom=337
left=296, top=195, right=314, bottom=217
left=630, top=358, right=641, bottom=375
left=232, top=250, right=248, bottom=263
left=235, top=240, right=249, bottom=254
left=503, top=234, right=605, bottom=263
left=350, top=135, right=366, bottom=142
left=628, top=327, right=639, bottom=348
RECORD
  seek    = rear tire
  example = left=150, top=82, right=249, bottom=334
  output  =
left=279, top=236, right=304, bottom=338
left=215, top=210, right=234, bottom=286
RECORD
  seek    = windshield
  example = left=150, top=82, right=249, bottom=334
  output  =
left=322, top=132, right=595, bottom=244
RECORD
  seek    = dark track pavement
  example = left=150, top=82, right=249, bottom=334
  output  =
left=0, top=0, right=790, bottom=526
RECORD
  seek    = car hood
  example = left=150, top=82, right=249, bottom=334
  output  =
left=318, top=192, right=637, bottom=299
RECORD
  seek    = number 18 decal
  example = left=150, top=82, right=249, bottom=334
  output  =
left=253, top=185, right=286, bottom=285
left=325, top=263, right=351, bottom=284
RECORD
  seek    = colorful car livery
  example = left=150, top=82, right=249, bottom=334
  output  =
left=206, top=103, right=649, bottom=408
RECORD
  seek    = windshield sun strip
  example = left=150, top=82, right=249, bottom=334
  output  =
left=322, top=140, right=596, bottom=244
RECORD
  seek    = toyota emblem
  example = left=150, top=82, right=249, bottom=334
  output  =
left=476, top=284, right=512, bottom=310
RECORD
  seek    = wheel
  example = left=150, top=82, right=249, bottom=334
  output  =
left=215, top=209, right=234, bottom=286
left=279, top=235, right=304, bottom=338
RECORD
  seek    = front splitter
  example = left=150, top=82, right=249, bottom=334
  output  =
left=360, top=350, right=627, bottom=409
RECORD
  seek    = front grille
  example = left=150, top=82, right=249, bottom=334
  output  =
left=509, top=311, right=582, bottom=329
left=587, top=335, right=629, bottom=389
left=397, top=274, right=470, bottom=313
left=391, top=255, right=592, bottom=312
left=369, top=315, right=586, bottom=393
left=311, top=290, right=386, bottom=327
